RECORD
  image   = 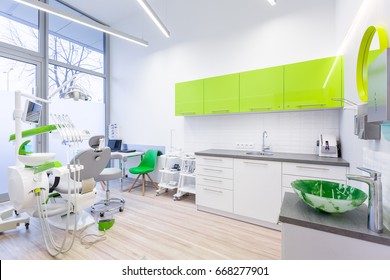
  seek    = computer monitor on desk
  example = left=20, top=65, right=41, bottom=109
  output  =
left=108, top=139, right=122, bottom=152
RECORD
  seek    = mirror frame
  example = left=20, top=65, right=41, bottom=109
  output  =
left=356, top=26, right=388, bottom=102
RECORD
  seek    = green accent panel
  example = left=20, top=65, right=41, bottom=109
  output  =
left=9, top=124, right=57, bottom=141
left=284, top=56, right=344, bottom=110
left=175, top=79, right=204, bottom=116
left=34, top=161, right=62, bottom=174
left=19, top=140, right=32, bottom=155
left=204, top=73, right=239, bottom=114
left=240, top=66, right=284, bottom=112
left=356, top=26, right=388, bottom=103
left=291, top=179, right=367, bottom=214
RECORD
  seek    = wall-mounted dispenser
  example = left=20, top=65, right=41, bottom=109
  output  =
left=368, top=48, right=390, bottom=123
left=354, top=104, right=381, bottom=140
left=367, top=47, right=390, bottom=141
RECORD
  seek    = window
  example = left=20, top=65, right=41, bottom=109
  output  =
left=0, top=0, right=39, bottom=52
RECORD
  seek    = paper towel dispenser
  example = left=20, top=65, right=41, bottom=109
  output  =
left=368, top=48, right=390, bottom=123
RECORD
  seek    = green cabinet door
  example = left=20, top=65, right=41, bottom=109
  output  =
left=204, top=73, right=239, bottom=114
left=175, top=79, right=204, bottom=116
left=240, top=66, right=284, bottom=112
left=284, top=56, right=343, bottom=110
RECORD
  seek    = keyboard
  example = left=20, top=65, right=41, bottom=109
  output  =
left=119, top=150, right=136, bottom=153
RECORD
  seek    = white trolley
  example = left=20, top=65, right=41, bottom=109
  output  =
left=173, top=155, right=196, bottom=201
left=156, top=154, right=181, bottom=195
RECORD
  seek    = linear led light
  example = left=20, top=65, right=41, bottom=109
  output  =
left=14, top=0, right=148, bottom=47
left=267, top=0, right=277, bottom=6
left=137, top=0, right=170, bottom=38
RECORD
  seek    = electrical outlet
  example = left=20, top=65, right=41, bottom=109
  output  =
left=247, top=143, right=255, bottom=149
left=236, top=143, right=255, bottom=149
left=236, top=143, right=244, bottom=149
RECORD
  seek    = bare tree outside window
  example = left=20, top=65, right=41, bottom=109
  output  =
left=0, top=14, right=104, bottom=102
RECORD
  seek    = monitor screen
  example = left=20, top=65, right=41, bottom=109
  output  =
left=108, top=139, right=122, bottom=151
left=22, top=100, right=42, bottom=124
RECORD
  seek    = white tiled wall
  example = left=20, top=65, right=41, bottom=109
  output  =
left=363, top=148, right=390, bottom=231
left=181, top=109, right=340, bottom=155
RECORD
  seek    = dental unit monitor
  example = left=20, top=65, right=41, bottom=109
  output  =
left=22, top=100, right=42, bottom=125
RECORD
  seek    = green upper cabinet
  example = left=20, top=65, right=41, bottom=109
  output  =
left=240, top=66, right=284, bottom=112
left=175, top=79, right=204, bottom=116
left=284, top=56, right=344, bottom=110
left=204, top=73, right=239, bottom=115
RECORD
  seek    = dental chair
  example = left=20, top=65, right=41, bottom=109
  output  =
left=47, top=135, right=111, bottom=230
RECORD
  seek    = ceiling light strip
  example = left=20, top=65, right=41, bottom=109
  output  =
left=14, top=0, right=148, bottom=46
left=137, top=0, right=170, bottom=38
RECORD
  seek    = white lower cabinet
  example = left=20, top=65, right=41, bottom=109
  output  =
left=196, top=183, right=233, bottom=213
left=234, top=159, right=282, bottom=224
left=196, top=156, right=234, bottom=213
left=196, top=155, right=348, bottom=229
left=281, top=162, right=348, bottom=201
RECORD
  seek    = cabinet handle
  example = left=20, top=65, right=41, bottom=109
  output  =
left=296, top=165, right=330, bottom=171
left=180, top=112, right=196, bottom=115
left=202, top=178, right=223, bottom=183
left=243, top=161, right=268, bottom=166
left=249, top=107, right=272, bottom=111
left=203, top=168, right=223, bottom=172
left=203, top=187, right=223, bottom=193
left=296, top=104, right=326, bottom=107
left=203, top=158, right=223, bottom=161
left=211, top=109, right=230, bottom=113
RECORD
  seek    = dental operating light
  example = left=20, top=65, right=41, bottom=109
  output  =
left=14, top=0, right=148, bottom=46
left=137, top=0, right=170, bottom=38
left=267, top=0, right=277, bottom=6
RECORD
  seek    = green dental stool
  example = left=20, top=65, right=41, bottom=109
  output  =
left=127, top=149, right=160, bottom=196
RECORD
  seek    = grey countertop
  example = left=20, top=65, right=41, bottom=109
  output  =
left=194, top=149, right=349, bottom=167
left=279, top=193, right=390, bottom=246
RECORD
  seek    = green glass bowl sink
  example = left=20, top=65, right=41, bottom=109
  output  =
left=291, top=180, right=368, bottom=214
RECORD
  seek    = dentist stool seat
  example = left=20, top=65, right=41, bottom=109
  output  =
left=127, top=149, right=160, bottom=196
left=92, top=152, right=125, bottom=217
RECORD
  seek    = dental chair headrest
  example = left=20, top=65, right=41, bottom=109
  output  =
left=89, top=135, right=104, bottom=150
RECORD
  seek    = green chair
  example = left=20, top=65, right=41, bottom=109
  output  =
left=127, top=149, right=160, bottom=196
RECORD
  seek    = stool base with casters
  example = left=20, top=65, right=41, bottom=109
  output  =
left=92, top=162, right=125, bottom=217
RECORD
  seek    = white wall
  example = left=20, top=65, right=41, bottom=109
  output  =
left=110, top=0, right=338, bottom=155
left=334, top=0, right=390, bottom=229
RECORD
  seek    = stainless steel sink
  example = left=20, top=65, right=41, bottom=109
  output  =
left=246, top=151, right=274, bottom=156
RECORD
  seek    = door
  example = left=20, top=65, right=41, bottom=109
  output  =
left=234, top=159, right=282, bottom=223
left=175, top=79, right=204, bottom=116
left=204, top=73, right=239, bottom=114
left=284, top=56, right=343, bottom=110
left=240, top=66, right=284, bottom=112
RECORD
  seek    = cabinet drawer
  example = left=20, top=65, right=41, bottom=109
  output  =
left=196, top=185, right=233, bottom=213
left=197, top=175, right=233, bottom=190
left=196, top=165, right=233, bottom=179
left=196, top=156, right=233, bottom=168
left=282, top=174, right=346, bottom=188
left=282, top=162, right=347, bottom=181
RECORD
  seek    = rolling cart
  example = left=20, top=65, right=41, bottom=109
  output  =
left=173, top=156, right=196, bottom=201
left=156, top=154, right=181, bottom=195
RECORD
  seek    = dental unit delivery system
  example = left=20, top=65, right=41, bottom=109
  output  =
left=5, top=81, right=92, bottom=256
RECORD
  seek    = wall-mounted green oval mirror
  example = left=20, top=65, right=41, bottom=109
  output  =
left=356, top=25, right=388, bottom=102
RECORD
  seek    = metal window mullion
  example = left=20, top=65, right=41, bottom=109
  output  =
left=48, top=59, right=105, bottom=78
left=104, top=33, right=110, bottom=143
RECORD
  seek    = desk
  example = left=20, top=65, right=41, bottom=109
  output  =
left=111, top=151, right=144, bottom=191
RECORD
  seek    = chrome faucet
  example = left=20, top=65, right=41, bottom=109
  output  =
left=262, top=130, right=270, bottom=152
left=346, top=167, right=383, bottom=233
